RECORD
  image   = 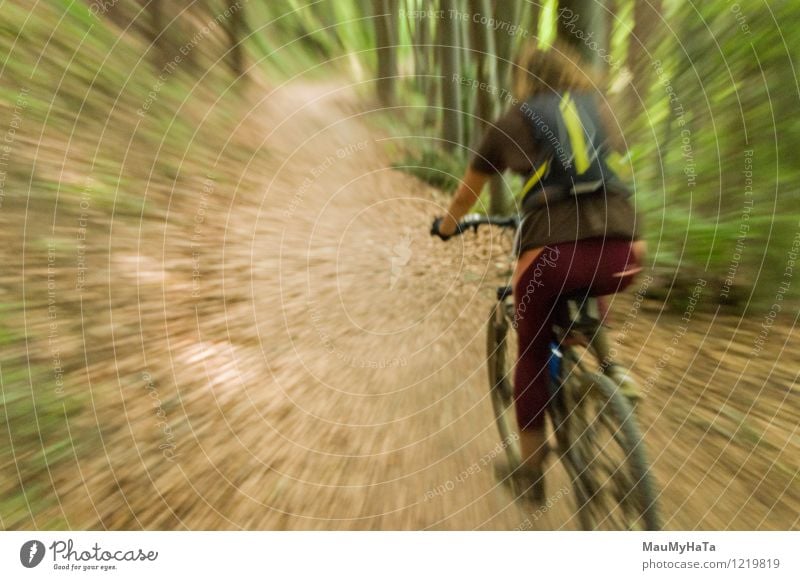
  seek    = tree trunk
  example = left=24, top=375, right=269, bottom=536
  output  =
left=469, top=0, right=513, bottom=215
left=226, top=0, right=245, bottom=77
left=460, top=4, right=473, bottom=147
left=423, top=0, right=440, bottom=126
left=373, top=0, right=397, bottom=106
left=628, top=0, right=663, bottom=100
left=439, top=0, right=463, bottom=150
left=468, top=0, right=499, bottom=121
left=514, top=0, right=537, bottom=51
left=407, top=0, right=427, bottom=92
left=556, top=0, right=609, bottom=69
left=492, top=0, right=520, bottom=89
left=151, top=0, right=169, bottom=68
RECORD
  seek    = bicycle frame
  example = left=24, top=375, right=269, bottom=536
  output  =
left=547, top=297, right=617, bottom=389
left=471, top=214, right=660, bottom=529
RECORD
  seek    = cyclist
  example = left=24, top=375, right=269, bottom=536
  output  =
left=431, top=40, right=645, bottom=499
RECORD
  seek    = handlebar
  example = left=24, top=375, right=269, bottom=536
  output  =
left=456, top=213, right=519, bottom=234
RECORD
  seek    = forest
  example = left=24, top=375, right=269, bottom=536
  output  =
left=0, top=0, right=798, bottom=532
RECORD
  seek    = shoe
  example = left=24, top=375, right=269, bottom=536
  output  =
left=493, top=458, right=547, bottom=502
left=516, top=465, right=546, bottom=502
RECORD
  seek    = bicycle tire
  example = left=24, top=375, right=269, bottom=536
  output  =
left=486, top=299, right=661, bottom=529
left=557, top=364, right=661, bottom=530
left=485, top=302, right=522, bottom=477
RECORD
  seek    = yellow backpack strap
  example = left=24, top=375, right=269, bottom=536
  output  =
left=559, top=92, right=592, bottom=175
left=518, top=160, right=550, bottom=200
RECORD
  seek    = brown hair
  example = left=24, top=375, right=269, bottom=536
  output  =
left=512, top=40, right=597, bottom=101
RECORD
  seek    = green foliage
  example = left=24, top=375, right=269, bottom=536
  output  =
left=392, top=146, right=466, bottom=193
left=538, top=0, right=559, bottom=49
left=1, top=363, right=87, bottom=527
left=629, top=0, right=800, bottom=308
left=0, top=0, right=797, bottom=530
left=0, top=0, right=300, bottom=526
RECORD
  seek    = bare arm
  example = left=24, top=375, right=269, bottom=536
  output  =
left=437, top=167, right=491, bottom=236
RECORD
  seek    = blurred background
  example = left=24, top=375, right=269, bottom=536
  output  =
left=0, top=0, right=797, bottom=530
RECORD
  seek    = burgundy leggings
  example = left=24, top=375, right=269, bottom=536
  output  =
left=513, top=237, right=640, bottom=431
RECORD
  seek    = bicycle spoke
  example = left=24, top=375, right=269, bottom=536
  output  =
left=558, top=370, right=656, bottom=530
left=486, top=306, right=660, bottom=530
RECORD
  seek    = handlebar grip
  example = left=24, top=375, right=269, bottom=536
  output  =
left=457, top=214, right=519, bottom=232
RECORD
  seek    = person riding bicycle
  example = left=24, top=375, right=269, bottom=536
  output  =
left=431, top=41, right=645, bottom=500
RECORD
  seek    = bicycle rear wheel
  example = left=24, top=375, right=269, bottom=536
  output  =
left=554, top=353, right=661, bottom=530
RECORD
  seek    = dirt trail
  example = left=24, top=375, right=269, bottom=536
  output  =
left=15, top=79, right=799, bottom=530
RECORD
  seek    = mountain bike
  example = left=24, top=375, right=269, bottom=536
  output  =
left=456, top=214, right=661, bottom=531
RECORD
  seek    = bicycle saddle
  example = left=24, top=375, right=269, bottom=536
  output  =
left=495, top=286, right=600, bottom=330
